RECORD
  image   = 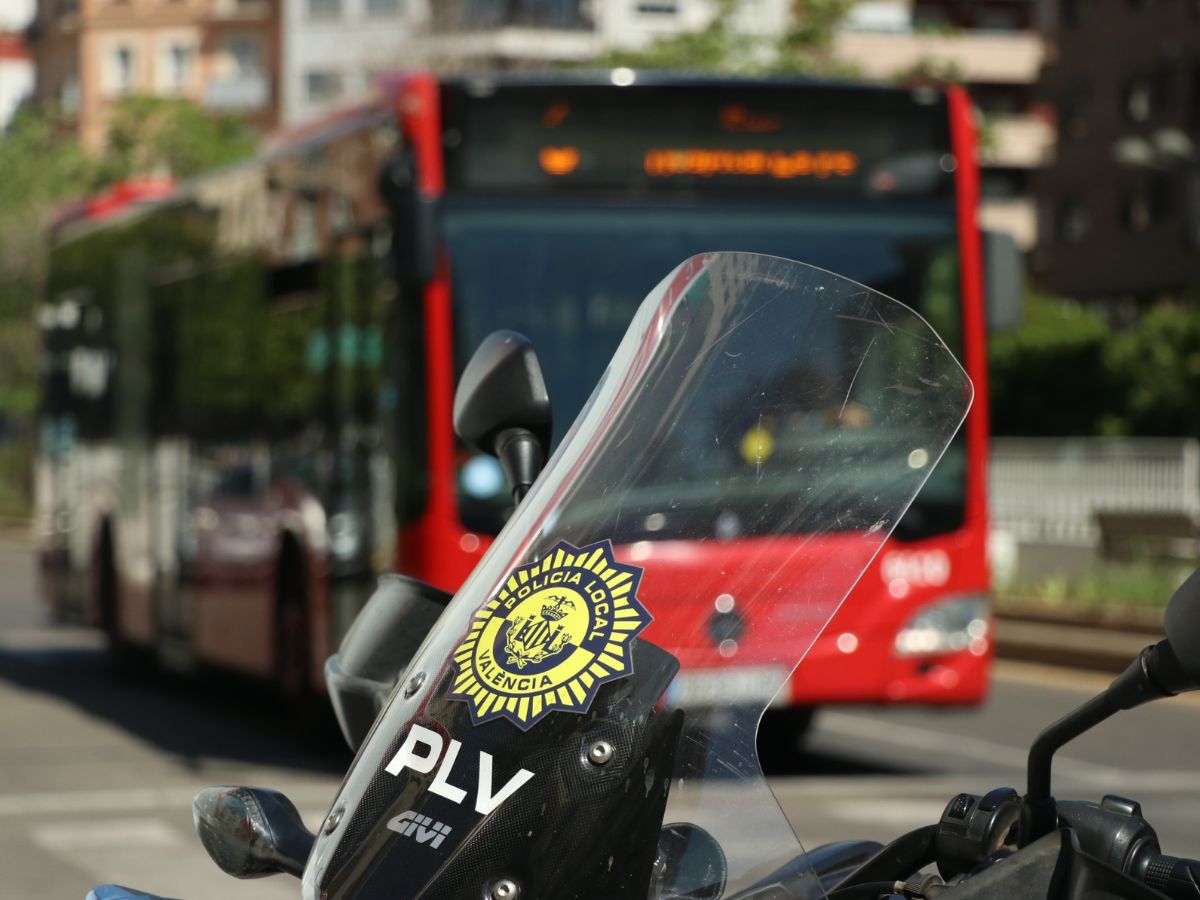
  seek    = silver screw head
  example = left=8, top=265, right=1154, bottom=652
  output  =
left=324, top=804, right=344, bottom=835
left=587, top=740, right=614, bottom=765
left=403, top=671, right=426, bottom=698
left=490, top=878, right=520, bottom=900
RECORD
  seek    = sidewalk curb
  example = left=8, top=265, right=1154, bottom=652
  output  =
left=994, top=611, right=1157, bottom=674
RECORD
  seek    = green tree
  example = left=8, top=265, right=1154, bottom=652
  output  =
left=988, top=292, right=1121, bottom=436
left=592, top=0, right=858, bottom=77
left=99, top=95, right=257, bottom=182
left=1106, top=302, right=1200, bottom=436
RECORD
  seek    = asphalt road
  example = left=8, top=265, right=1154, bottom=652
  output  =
left=2, top=538, right=1199, bottom=899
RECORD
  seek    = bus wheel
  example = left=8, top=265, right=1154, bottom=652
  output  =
left=274, top=551, right=312, bottom=711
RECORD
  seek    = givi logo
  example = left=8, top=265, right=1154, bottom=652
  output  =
left=386, top=811, right=452, bottom=849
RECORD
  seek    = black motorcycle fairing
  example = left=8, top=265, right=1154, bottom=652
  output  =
left=316, top=638, right=681, bottom=900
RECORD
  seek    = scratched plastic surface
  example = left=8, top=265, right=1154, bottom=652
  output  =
left=303, top=252, right=973, bottom=900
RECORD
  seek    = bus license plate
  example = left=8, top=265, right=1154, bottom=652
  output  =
left=668, top=666, right=789, bottom=708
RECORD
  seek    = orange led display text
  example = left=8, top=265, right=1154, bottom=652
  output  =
left=644, top=148, right=859, bottom=180
left=539, top=146, right=581, bottom=176
left=719, top=104, right=783, bottom=133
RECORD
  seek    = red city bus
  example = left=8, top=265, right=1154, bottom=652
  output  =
left=36, top=73, right=1008, bottom=721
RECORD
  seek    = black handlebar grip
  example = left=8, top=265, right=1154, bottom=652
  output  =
left=1143, top=854, right=1200, bottom=898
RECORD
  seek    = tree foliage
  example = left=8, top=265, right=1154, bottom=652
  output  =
left=989, top=294, right=1200, bottom=439
left=99, top=95, right=257, bottom=183
left=0, top=96, right=258, bottom=516
left=591, top=0, right=859, bottom=77
left=1106, top=302, right=1200, bottom=437
left=988, top=292, right=1119, bottom=436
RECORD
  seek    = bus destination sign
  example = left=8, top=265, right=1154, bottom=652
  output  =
left=443, top=83, right=953, bottom=198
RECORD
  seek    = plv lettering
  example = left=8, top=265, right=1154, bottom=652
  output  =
left=384, top=724, right=535, bottom=815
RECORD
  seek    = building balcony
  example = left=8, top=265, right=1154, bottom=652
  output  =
left=422, top=28, right=600, bottom=63
left=834, top=28, right=1046, bottom=84
left=981, top=114, right=1055, bottom=168
left=204, top=73, right=269, bottom=109
left=981, top=197, right=1037, bottom=250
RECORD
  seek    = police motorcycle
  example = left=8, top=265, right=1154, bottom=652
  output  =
left=89, top=252, right=1200, bottom=900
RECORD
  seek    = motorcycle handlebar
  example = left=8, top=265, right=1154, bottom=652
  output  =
left=1141, top=853, right=1200, bottom=900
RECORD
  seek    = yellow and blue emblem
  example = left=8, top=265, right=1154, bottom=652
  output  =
left=449, top=539, right=652, bottom=730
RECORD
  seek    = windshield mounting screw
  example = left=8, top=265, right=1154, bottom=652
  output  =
left=403, top=671, right=426, bottom=698
left=323, top=804, right=344, bottom=835
left=489, top=879, right=520, bottom=900
left=587, top=741, right=614, bottom=766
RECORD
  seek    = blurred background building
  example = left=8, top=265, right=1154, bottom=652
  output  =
left=0, top=0, right=34, bottom=129
left=26, top=0, right=278, bottom=149
left=837, top=0, right=1051, bottom=252
left=1033, top=1, right=1200, bottom=302
left=281, top=0, right=419, bottom=124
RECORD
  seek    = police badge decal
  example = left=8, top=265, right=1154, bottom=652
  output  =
left=448, top=539, right=652, bottom=730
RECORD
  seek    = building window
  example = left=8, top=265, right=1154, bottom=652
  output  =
left=306, top=70, right=344, bottom=103
left=228, top=36, right=262, bottom=77
left=61, top=75, right=80, bottom=112
left=104, top=44, right=137, bottom=96
left=1125, top=76, right=1153, bottom=123
left=308, top=0, right=341, bottom=18
left=1121, top=177, right=1171, bottom=232
left=1058, top=197, right=1090, bottom=243
left=366, top=0, right=400, bottom=15
left=159, top=42, right=193, bottom=92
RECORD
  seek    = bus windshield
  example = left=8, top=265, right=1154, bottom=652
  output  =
left=445, top=198, right=964, bottom=538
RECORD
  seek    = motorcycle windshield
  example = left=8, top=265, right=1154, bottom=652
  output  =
left=303, top=253, right=972, bottom=900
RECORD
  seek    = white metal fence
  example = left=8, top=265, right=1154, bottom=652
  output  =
left=990, top=437, right=1200, bottom=546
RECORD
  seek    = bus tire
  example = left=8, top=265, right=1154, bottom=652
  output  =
left=274, top=538, right=313, bottom=711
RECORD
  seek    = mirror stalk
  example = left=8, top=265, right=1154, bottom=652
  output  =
left=495, top=427, right=546, bottom=505
left=1021, top=568, right=1200, bottom=845
left=1022, top=640, right=1182, bottom=843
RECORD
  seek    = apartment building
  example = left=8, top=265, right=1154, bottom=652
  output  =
left=0, top=0, right=35, bottom=129
left=280, top=0, right=421, bottom=125
left=835, top=0, right=1052, bottom=251
left=27, top=0, right=279, bottom=149
left=417, top=0, right=791, bottom=69
left=1033, top=0, right=1200, bottom=299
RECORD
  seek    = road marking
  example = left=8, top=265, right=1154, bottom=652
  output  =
left=33, top=818, right=182, bottom=851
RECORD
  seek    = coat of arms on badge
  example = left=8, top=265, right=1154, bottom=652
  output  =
left=448, top=539, right=652, bottom=730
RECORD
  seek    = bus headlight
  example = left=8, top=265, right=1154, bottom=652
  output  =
left=894, top=595, right=989, bottom=657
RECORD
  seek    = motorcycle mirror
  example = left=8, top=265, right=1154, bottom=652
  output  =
left=193, top=786, right=314, bottom=879
left=453, top=330, right=552, bottom=504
